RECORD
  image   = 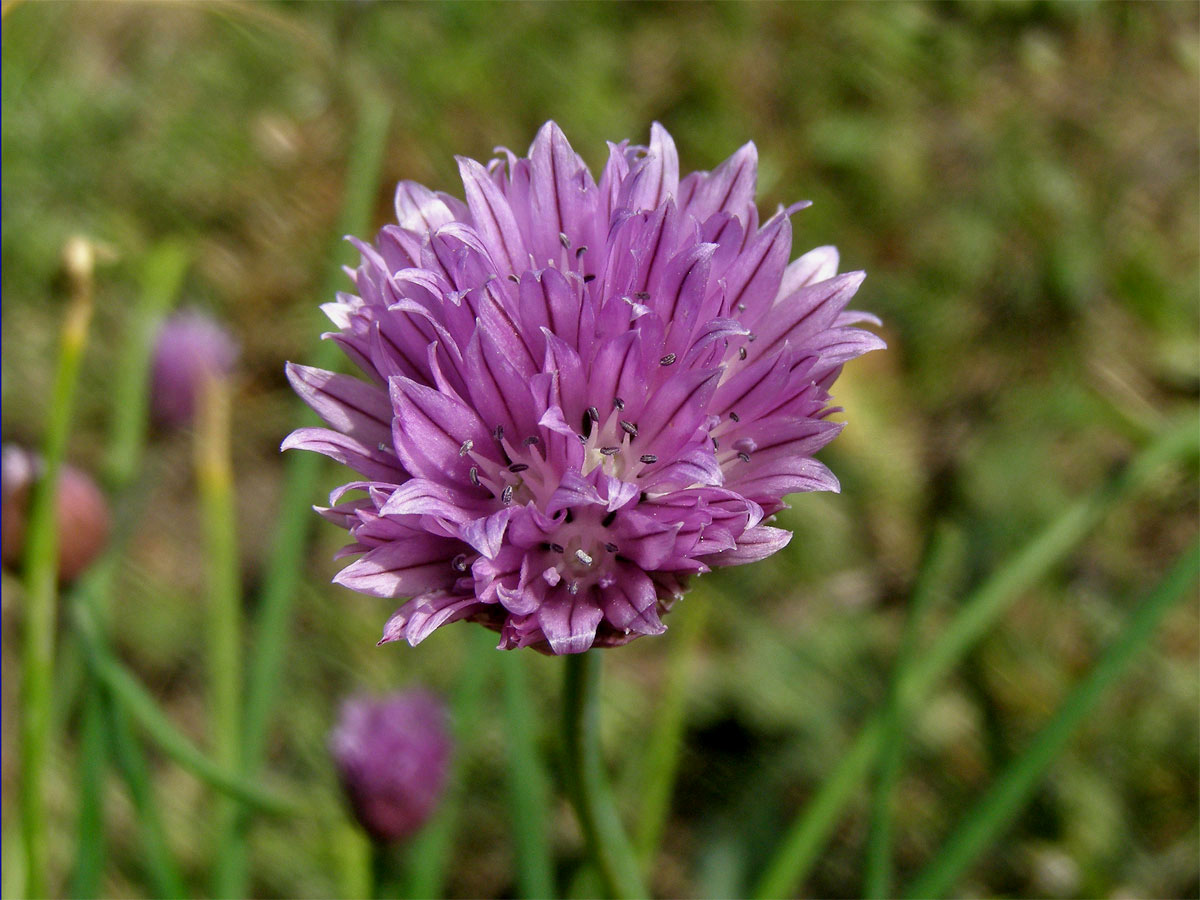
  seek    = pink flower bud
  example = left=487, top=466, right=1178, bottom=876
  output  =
left=329, top=690, right=453, bottom=843
left=151, top=311, right=238, bottom=427
left=2, top=446, right=111, bottom=583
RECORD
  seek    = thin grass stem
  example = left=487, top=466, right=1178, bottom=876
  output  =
left=70, top=667, right=107, bottom=899
left=634, top=593, right=707, bottom=873
left=19, top=236, right=95, bottom=898
left=404, top=628, right=495, bottom=900
left=903, top=542, right=1200, bottom=898
left=71, top=601, right=300, bottom=816
left=104, top=240, right=190, bottom=487
left=752, top=415, right=1199, bottom=899
left=863, top=524, right=961, bottom=898
left=194, top=373, right=245, bottom=898
left=218, top=81, right=392, bottom=896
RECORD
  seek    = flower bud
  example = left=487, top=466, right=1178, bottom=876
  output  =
left=329, top=690, right=453, bottom=843
left=2, top=446, right=111, bottom=583
left=150, top=311, right=238, bottom=428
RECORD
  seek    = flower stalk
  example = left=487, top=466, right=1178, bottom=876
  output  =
left=20, top=236, right=95, bottom=898
left=562, top=652, right=647, bottom=900
left=194, top=372, right=244, bottom=897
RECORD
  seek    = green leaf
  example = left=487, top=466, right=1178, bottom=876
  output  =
left=753, top=415, right=1198, bottom=899
left=903, top=542, right=1200, bottom=898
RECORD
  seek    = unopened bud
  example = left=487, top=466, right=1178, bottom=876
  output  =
left=2, top=446, right=111, bottom=583
left=329, top=690, right=453, bottom=844
left=151, top=311, right=238, bottom=428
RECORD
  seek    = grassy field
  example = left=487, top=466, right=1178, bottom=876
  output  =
left=2, top=2, right=1197, bottom=897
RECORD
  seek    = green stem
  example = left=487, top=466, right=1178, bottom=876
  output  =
left=752, top=414, right=1199, bottom=899
left=101, top=692, right=188, bottom=899
left=562, top=652, right=647, bottom=900
left=72, top=601, right=298, bottom=816
left=635, top=594, right=706, bottom=872
left=218, top=79, right=392, bottom=897
left=104, top=239, right=190, bottom=487
left=863, top=524, right=960, bottom=898
left=195, top=374, right=245, bottom=899
left=20, top=236, right=95, bottom=898
left=404, top=628, right=494, bottom=899
left=70, top=667, right=107, bottom=899
left=501, top=652, right=555, bottom=899
left=903, top=542, right=1200, bottom=898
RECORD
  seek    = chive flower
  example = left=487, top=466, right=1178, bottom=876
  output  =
left=1, top=445, right=111, bottom=583
left=285, top=122, right=883, bottom=654
left=151, top=310, right=239, bottom=427
left=329, top=690, right=452, bottom=843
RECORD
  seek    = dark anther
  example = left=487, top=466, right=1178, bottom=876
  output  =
left=559, top=232, right=571, bottom=249
left=600, top=446, right=620, bottom=456
left=604, top=542, right=619, bottom=553
left=737, top=451, right=752, bottom=463
left=549, top=542, right=565, bottom=554
left=613, top=396, right=625, bottom=410
left=576, top=245, right=588, bottom=259
left=452, top=554, right=468, bottom=572
left=747, top=333, right=757, bottom=342
left=459, top=439, right=474, bottom=456
left=523, top=435, right=540, bottom=446
left=729, top=411, right=740, bottom=422
left=712, top=437, right=720, bottom=449
left=738, top=346, right=748, bottom=360
left=509, top=463, right=529, bottom=473
left=493, top=424, right=505, bottom=442
left=469, top=466, right=480, bottom=486
left=601, top=511, right=618, bottom=528
left=577, top=433, right=588, bottom=444
left=507, top=273, right=521, bottom=283
left=620, top=420, right=638, bottom=438
left=587, top=406, right=600, bottom=422
left=501, top=485, right=514, bottom=504
left=737, top=302, right=747, bottom=312
left=583, top=274, right=596, bottom=283
left=660, top=353, right=677, bottom=366
left=378, top=442, right=388, bottom=452
left=634, top=291, right=650, bottom=301
left=639, top=454, right=658, bottom=464
left=567, top=581, right=579, bottom=595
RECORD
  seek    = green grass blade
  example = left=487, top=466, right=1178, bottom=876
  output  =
left=634, top=593, right=707, bottom=873
left=71, top=601, right=301, bottom=817
left=216, top=85, right=393, bottom=896
left=104, top=239, right=189, bottom=488
left=501, top=652, right=556, bottom=899
left=864, top=524, right=961, bottom=898
left=103, top=696, right=188, bottom=899
left=752, top=415, right=1199, bottom=899
left=196, top=374, right=246, bottom=898
left=20, top=236, right=95, bottom=898
left=70, top=668, right=108, bottom=899
left=904, top=542, right=1200, bottom=898
left=405, top=628, right=495, bottom=900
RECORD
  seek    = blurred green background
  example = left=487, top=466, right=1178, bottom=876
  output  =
left=2, top=2, right=1197, bottom=897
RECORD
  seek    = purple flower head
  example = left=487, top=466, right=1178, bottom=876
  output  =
left=329, top=690, right=453, bottom=843
left=284, top=122, right=883, bottom=654
left=151, top=310, right=239, bottom=427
